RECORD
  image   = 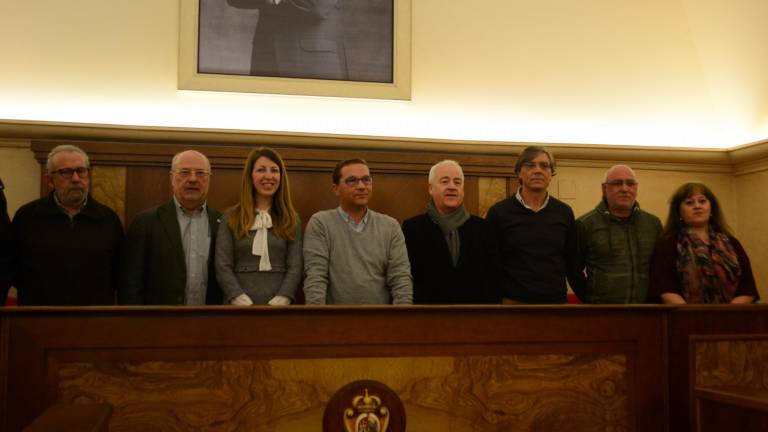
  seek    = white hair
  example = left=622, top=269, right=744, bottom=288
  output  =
left=428, top=160, right=464, bottom=184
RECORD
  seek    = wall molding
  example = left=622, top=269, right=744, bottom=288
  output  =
left=3, top=119, right=768, bottom=174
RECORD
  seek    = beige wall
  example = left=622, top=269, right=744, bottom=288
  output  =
left=0, top=1, right=766, bottom=147
left=0, top=143, right=39, bottom=216
left=734, top=171, right=768, bottom=300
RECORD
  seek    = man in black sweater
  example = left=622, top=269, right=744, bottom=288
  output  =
left=486, top=146, right=585, bottom=304
left=403, top=160, right=499, bottom=304
left=12, top=145, right=124, bottom=305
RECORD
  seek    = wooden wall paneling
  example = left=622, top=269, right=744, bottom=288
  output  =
left=667, top=307, right=768, bottom=432
left=695, top=388, right=768, bottom=432
left=35, top=139, right=508, bottom=228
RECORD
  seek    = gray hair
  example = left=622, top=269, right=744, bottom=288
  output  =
left=46, top=144, right=90, bottom=173
left=513, top=146, right=556, bottom=175
left=171, top=150, right=211, bottom=172
left=428, top=160, right=464, bottom=184
left=603, top=164, right=637, bottom=183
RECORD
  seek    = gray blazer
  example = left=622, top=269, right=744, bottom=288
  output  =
left=215, top=213, right=302, bottom=304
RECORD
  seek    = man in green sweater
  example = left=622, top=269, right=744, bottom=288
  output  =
left=303, top=159, right=412, bottom=304
left=576, top=164, right=662, bottom=303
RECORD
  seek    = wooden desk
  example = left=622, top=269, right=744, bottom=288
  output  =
left=1, top=305, right=766, bottom=431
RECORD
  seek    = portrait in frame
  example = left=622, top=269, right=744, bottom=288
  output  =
left=178, top=0, right=412, bottom=100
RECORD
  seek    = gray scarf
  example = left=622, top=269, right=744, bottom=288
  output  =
left=426, top=200, right=470, bottom=267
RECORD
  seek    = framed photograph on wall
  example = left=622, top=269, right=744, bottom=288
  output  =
left=178, top=0, right=411, bottom=100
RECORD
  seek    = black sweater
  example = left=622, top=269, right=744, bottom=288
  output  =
left=486, top=195, right=582, bottom=303
left=12, top=193, right=124, bottom=305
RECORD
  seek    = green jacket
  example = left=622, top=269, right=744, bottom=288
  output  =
left=576, top=200, right=661, bottom=304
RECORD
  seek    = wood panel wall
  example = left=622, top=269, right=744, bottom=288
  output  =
left=30, top=140, right=516, bottom=228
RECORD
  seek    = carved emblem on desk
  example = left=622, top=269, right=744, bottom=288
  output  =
left=324, top=379, right=405, bottom=432
left=344, top=388, right=389, bottom=432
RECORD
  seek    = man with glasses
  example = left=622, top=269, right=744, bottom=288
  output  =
left=11, top=145, right=124, bottom=305
left=486, top=146, right=583, bottom=304
left=576, top=164, right=661, bottom=303
left=303, top=159, right=412, bottom=304
left=120, top=150, right=223, bottom=305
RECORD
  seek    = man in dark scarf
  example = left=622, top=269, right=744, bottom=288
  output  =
left=402, top=160, right=500, bottom=304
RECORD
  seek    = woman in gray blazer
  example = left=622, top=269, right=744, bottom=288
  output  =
left=216, top=147, right=302, bottom=305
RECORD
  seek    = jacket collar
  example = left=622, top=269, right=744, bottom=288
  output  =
left=596, top=198, right=640, bottom=221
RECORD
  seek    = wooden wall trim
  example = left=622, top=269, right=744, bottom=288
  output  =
left=0, top=119, right=742, bottom=172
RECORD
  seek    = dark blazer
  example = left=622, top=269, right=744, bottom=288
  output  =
left=120, top=199, right=223, bottom=305
left=402, top=213, right=500, bottom=304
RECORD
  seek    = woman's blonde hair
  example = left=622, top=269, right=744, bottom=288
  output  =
left=227, top=147, right=297, bottom=240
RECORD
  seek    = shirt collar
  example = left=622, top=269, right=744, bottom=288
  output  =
left=515, top=188, right=550, bottom=211
left=53, top=191, right=88, bottom=215
left=336, top=206, right=369, bottom=225
left=173, top=196, right=207, bottom=215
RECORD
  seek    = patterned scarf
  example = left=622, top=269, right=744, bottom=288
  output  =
left=426, top=200, right=470, bottom=267
left=676, top=227, right=741, bottom=303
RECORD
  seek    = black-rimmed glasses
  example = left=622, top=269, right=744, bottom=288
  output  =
left=51, top=167, right=89, bottom=179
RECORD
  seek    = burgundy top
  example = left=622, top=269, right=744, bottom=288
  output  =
left=648, top=233, right=759, bottom=303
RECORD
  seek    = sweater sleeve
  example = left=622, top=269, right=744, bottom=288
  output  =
left=276, top=214, right=303, bottom=301
left=302, top=214, right=331, bottom=304
left=401, top=218, right=423, bottom=303
left=568, top=219, right=587, bottom=302
left=731, top=236, right=759, bottom=301
left=386, top=221, right=413, bottom=304
left=119, top=212, right=150, bottom=305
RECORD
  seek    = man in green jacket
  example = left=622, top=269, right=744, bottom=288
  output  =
left=576, top=165, right=662, bottom=303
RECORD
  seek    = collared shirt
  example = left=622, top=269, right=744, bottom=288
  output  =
left=336, top=206, right=369, bottom=233
left=53, top=193, right=88, bottom=219
left=174, top=197, right=210, bottom=305
left=515, top=188, right=550, bottom=211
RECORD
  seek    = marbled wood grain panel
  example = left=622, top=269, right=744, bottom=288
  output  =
left=478, top=177, right=508, bottom=218
left=59, top=354, right=626, bottom=432
left=90, top=165, right=126, bottom=225
left=695, top=339, right=768, bottom=390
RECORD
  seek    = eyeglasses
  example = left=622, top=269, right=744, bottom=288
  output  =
left=343, top=175, right=373, bottom=186
left=603, top=180, right=638, bottom=187
left=51, top=167, right=89, bottom=179
left=173, top=169, right=210, bottom=179
left=521, top=161, right=552, bottom=171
